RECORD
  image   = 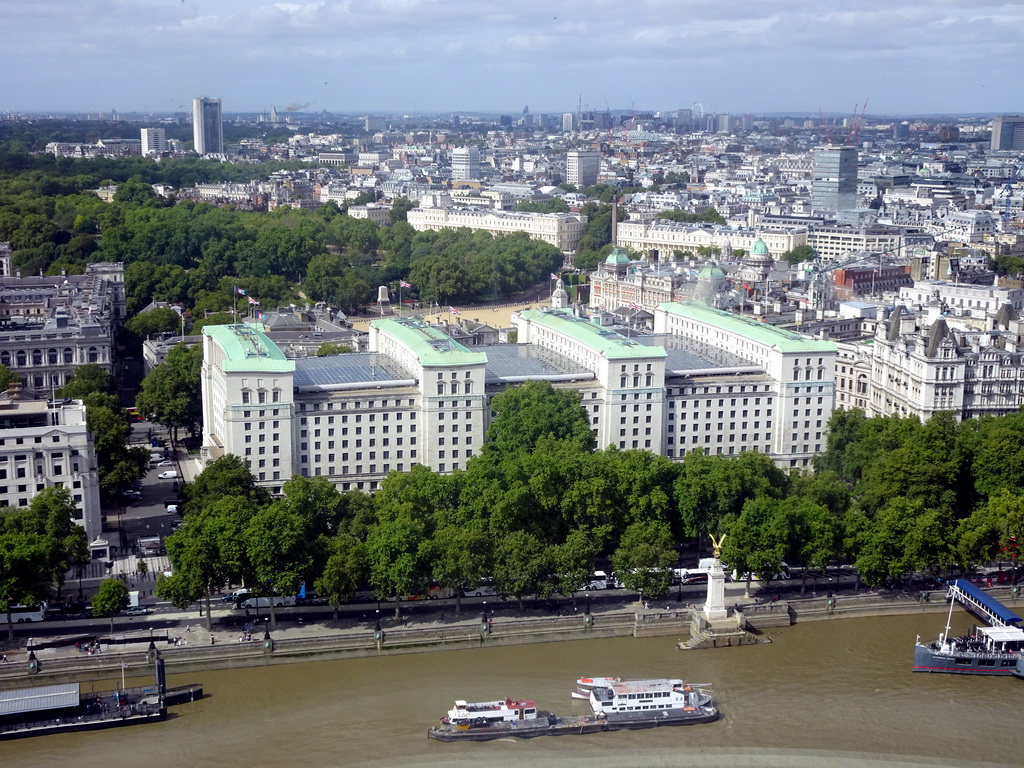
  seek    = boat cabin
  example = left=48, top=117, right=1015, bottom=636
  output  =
left=589, top=679, right=703, bottom=714
left=447, top=697, right=538, bottom=725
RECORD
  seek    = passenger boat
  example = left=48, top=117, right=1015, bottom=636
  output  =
left=913, top=579, right=1024, bottom=676
left=587, top=678, right=718, bottom=725
left=428, top=679, right=718, bottom=742
left=571, top=676, right=620, bottom=699
left=442, top=697, right=538, bottom=727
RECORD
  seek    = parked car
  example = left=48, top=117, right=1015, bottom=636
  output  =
left=124, top=606, right=151, bottom=616
left=156, top=460, right=174, bottom=467
left=170, top=519, right=184, bottom=532
left=157, top=470, right=179, bottom=480
left=122, top=489, right=142, bottom=500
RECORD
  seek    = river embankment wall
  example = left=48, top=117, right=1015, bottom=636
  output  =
left=2, top=587, right=1019, bottom=690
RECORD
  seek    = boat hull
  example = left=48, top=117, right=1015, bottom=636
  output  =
left=912, top=643, right=1021, bottom=676
left=428, top=707, right=719, bottom=742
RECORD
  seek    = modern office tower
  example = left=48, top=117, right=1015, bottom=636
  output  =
left=811, top=145, right=859, bottom=212
left=991, top=116, right=1024, bottom=150
left=451, top=146, right=481, bottom=181
left=192, top=97, right=223, bottom=155
left=893, top=121, right=911, bottom=140
left=567, top=149, right=600, bottom=188
left=140, top=127, right=167, bottom=157
left=562, top=112, right=576, bottom=132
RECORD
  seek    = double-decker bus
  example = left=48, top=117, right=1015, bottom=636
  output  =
left=6, top=603, right=47, bottom=622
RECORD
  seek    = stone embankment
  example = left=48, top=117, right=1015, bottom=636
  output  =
left=1, top=586, right=1019, bottom=689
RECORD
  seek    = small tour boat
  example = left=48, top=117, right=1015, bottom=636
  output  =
left=572, top=676, right=620, bottom=699
left=441, top=697, right=538, bottom=728
left=587, top=678, right=718, bottom=725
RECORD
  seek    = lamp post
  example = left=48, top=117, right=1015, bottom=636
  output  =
left=677, top=552, right=684, bottom=603
left=585, top=593, right=591, bottom=615
left=481, top=601, right=489, bottom=635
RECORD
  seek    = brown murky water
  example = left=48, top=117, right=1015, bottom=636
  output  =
left=4, top=612, right=1018, bottom=767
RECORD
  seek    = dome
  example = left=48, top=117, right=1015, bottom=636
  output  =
left=751, top=238, right=770, bottom=256
left=697, top=263, right=726, bottom=280
left=604, top=247, right=632, bottom=265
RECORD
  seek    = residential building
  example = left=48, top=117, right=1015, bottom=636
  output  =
left=140, top=127, right=168, bottom=157
left=451, top=147, right=481, bottom=181
left=192, top=97, right=224, bottom=156
left=567, top=150, right=601, bottom=188
left=811, top=145, right=858, bottom=212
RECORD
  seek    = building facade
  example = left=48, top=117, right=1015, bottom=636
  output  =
left=615, top=220, right=806, bottom=259
left=451, top=147, right=481, bottom=181
left=0, top=398, right=103, bottom=551
left=192, top=97, right=224, bottom=156
left=991, top=116, right=1024, bottom=151
left=567, top=150, right=601, bottom=188
left=406, top=207, right=588, bottom=253
left=140, top=127, right=168, bottom=157
left=811, top=145, right=858, bottom=212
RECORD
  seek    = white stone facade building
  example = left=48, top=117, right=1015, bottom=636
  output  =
left=615, top=220, right=806, bottom=259
left=407, top=207, right=588, bottom=254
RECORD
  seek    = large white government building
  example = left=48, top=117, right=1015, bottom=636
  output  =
left=201, top=303, right=837, bottom=493
left=406, top=207, right=588, bottom=254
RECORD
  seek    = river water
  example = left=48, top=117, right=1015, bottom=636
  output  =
left=5, top=612, right=1019, bottom=767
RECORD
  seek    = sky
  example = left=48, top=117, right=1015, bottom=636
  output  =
left=4, top=0, right=1023, bottom=117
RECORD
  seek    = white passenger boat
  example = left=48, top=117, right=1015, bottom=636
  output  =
left=442, top=696, right=538, bottom=728
left=587, top=678, right=717, bottom=724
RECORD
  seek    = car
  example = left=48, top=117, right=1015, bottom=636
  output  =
left=157, top=470, right=179, bottom=480
left=157, top=460, right=174, bottom=467
left=170, top=519, right=184, bottom=531
left=124, top=606, right=151, bottom=616
left=122, top=489, right=142, bottom=500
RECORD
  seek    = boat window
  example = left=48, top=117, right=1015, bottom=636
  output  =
left=955, top=657, right=972, bottom=665
left=978, top=659, right=995, bottom=666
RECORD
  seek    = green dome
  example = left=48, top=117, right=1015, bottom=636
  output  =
left=698, top=263, right=726, bottom=280
left=605, top=247, right=632, bottom=265
left=751, top=238, right=770, bottom=255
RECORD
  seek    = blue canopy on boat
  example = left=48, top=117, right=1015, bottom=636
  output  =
left=952, top=579, right=1022, bottom=625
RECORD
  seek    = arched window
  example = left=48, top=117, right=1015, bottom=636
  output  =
left=16, top=351, right=26, bottom=367
left=0, top=352, right=9, bottom=366
left=63, top=348, right=73, bottom=364
left=87, top=347, right=98, bottom=363
left=48, top=349, right=58, bottom=365
left=32, top=349, right=42, bottom=365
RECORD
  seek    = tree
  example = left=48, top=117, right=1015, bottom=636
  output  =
left=551, top=526, right=608, bottom=607
left=485, top=380, right=596, bottom=458
left=59, top=362, right=115, bottom=399
left=315, top=533, right=366, bottom=621
left=92, top=577, right=130, bottom=633
left=389, top=197, right=416, bottom=224
left=0, top=530, right=50, bottom=641
left=0, top=364, right=20, bottom=392
left=245, top=501, right=313, bottom=627
left=316, top=342, right=353, bottom=356
left=428, top=524, right=490, bottom=617
left=721, top=496, right=791, bottom=596
left=494, top=530, right=549, bottom=612
left=184, top=454, right=270, bottom=515
left=782, top=244, right=816, bottom=265
left=366, top=509, right=428, bottom=615
left=610, top=521, right=676, bottom=601
left=135, top=342, right=202, bottom=440
left=125, top=306, right=182, bottom=340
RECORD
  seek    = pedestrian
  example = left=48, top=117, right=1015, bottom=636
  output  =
left=210, top=635, right=216, bottom=645
left=1, top=653, right=8, bottom=663
left=185, top=624, right=190, bottom=633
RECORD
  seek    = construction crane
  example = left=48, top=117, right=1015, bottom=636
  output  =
left=846, top=98, right=870, bottom=145
left=818, top=108, right=833, bottom=145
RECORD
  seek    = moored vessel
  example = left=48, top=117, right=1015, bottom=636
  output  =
left=571, top=676, right=619, bottom=699
left=913, top=579, right=1024, bottom=676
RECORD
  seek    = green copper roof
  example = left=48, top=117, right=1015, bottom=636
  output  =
left=751, top=237, right=770, bottom=255
left=605, top=247, right=632, bottom=265
left=372, top=317, right=487, bottom=367
left=698, top=263, right=726, bottom=280
left=204, top=324, right=296, bottom=373
left=519, top=309, right=667, bottom=360
left=658, top=302, right=836, bottom=354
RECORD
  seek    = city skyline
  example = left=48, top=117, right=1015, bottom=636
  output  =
left=4, top=1, right=1023, bottom=116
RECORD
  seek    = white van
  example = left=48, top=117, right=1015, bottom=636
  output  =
left=585, top=571, right=608, bottom=590
left=731, top=562, right=791, bottom=583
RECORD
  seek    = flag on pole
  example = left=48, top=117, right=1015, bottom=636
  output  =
left=449, top=306, right=461, bottom=316
left=399, top=280, right=412, bottom=288
left=380, top=306, right=385, bottom=317
left=628, top=301, right=642, bottom=311
left=235, top=286, right=246, bottom=296
left=550, top=272, right=559, bottom=280
left=248, top=296, right=260, bottom=306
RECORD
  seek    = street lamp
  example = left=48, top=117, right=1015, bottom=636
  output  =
left=677, top=552, right=684, bottom=603
left=585, top=593, right=591, bottom=615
